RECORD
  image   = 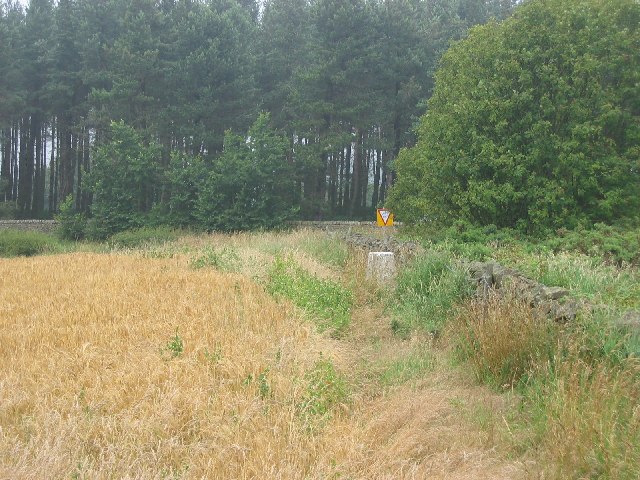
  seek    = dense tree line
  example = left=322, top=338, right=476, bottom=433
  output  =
left=388, top=0, right=639, bottom=233
left=0, top=0, right=513, bottom=232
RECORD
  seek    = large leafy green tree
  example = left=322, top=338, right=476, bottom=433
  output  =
left=389, top=0, right=640, bottom=232
left=86, top=120, right=161, bottom=238
left=196, top=113, right=298, bottom=231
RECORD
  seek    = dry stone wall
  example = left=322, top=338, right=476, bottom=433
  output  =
left=0, top=220, right=58, bottom=233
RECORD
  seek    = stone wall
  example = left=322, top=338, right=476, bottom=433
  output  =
left=291, top=221, right=402, bottom=232
left=0, top=220, right=58, bottom=233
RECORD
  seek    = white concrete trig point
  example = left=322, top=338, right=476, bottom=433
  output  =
left=366, top=251, right=396, bottom=284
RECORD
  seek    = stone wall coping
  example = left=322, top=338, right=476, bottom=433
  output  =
left=0, top=220, right=57, bottom=224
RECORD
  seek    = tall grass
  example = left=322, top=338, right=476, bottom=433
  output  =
left=0, top=229, right=62, bottom=257
left=448, top=291, right=640, bottom=477
left=450, top=291, right=557, bottom=389
left=525, top=357, right=640, bottom=479
left=391, top=251, right=473, bottom=335
left=267, top=255, right=353, bottom=335
left=492, top=248, right=640, bottom=310
left=297, top=233, right=350, bottom=268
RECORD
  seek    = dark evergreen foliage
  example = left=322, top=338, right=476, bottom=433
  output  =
left=1, top=0, right=515, bottom=229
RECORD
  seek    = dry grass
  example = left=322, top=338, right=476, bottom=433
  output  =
left=310, top=372, right=526, bottom=479
left=448, top=291, right=557, bottom=389
left=527, top=356, right=640, bottom=480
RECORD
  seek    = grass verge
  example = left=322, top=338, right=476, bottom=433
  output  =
left=0, top=230, right=63, bottom=257
left=391, top=250, right=473, bottom=336
left=108, top=227, right=182, bottom=249
left=267, top=255, right=353, bottom=336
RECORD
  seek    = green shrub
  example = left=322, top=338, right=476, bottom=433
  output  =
left=108, top=227, right=181, bottom=249
left=0, top=230, right=61, bottom=257
left=160, top=329, right=184, bottom=360
left=391, top=251, right=473, bottom=336
left=389, top=0, right=640, bottom=232
left=55, top=195, right=87, bottom=241
left=267, top=256, right=353, bottom=335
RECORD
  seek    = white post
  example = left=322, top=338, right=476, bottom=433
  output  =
left=366, top=252, right=396, bottom=284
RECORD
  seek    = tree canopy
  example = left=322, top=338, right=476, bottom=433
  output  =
left=388, top=0, right=640, bottom=233
left=0, top=0, right=513, bottom=231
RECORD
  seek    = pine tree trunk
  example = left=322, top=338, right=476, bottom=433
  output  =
left=344, top=143, right=351, bottom=213
left=349, top=128, right=362, bottom=217
left=58, top=114, right=74, bottom=203
left=32, top=122, right=44, bottom=216
left=11, top=124, right=18, bottom=201
left=372, top=148, right=381, bottom=208
left=18, top=118, right=32, bottom=215
left=49, top=122, right=56, bottom=212
left=1, top=128, right=11, bottom=202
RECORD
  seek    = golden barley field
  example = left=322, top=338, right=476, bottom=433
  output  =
left=0, top=234, right=524, bottom=479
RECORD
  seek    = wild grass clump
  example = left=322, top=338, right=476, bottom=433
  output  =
left=500, top=251, right=640, bottom=310
left=298, top=234, right=350, bottom=268
left=448, top=290, right=640, bottom=477
left=0, top=229, right=61, bottom=257
left=524, top=357, right=640, bottom=479
left=567, top=307, right=640, bottom=366
left=376, top=349, right=435, bottom=386
left=108, top=226, right=181, bottom=249
left=267, top=256, right=353, bottom=335
left=391, top=251, right=473, bottom=336
left=189, top=245, right=239, bottom=271
left=450, top=292, right=557, bottom=389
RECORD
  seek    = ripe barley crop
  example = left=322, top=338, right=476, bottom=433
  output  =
left=0, top=253, right=332, bottom=479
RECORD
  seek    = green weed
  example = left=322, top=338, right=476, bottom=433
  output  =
left=298, top=359, right=349, bottom=427
left=161, top=329, right=184, bottom=359
left=203, top=343, right=223, bottom=365
left=391, top=251, right=473, bottom=336
left=189, top=246, right=239, bottom=272
left=267, top=256, right=353, bottom=335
